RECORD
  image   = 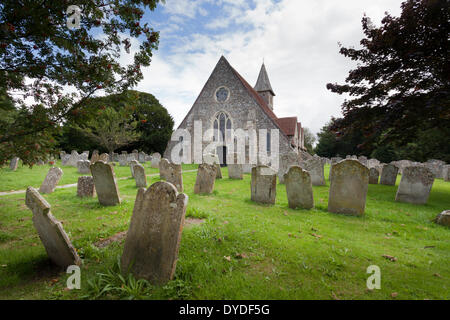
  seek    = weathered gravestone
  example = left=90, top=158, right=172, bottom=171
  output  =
left=151, top=152, right=161, bottom=168
left=90, top=150, right=99, bottom=163
left=90, top=161, right=121, bottom=206
left=303, top=158, right=325, bottom=186
left=39, top=167, right=63, bottom=194
left=194, top=163, right=216, bottom=194
left=77, top=176, right=96, bottom=197
left=159, top=158, right=183, bottom=191
left=442, top=165, right=450, bottom=182
left=77, top=160, right=91, bottom=174
left=121, top=181, right=188, bottom=285
left=98, top=153, right=109, bottom=163
left=10, top=157, right=19, bottom=171
left=138, top=152, right=146, bottom=163
left=25, top=187, right=81, bottom=268
left=134, top=164, right=147, bottom=188
left=328, top=159, right=369, bottom=216
left=118, top=154, right=127, bottom=166
left=284, top=166, right=314, bottom=209
left=395, top=166, right=434, bottom=204
left=278, top=152, right=301, bottom=184
left=369, top=167, right=380, bottom=184
left=435, top=210, right=450, bottom=227
left=380, top=164, right=399, bottom=186
left=61, top=153, right=70, bottom=166
left=130, top=160, right=139, bottom=178
left=251, top=165, right=277, bottom=204
left=204, top=153, right=222, bottom=179
left=228, top=153, right=243, bottom=180
left=66, top=151, right=81, bottom=167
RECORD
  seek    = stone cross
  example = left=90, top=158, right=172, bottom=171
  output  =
left=90, top=161, right=121, bottom=206
left=284, top=166, right=314, bottom=209
left=39, top=167, right=63, bottom=194
left=395, top=166, right=434, bottom=204
left=121, top=181, right=188, bottom=285
left=328, top=159, right=369, bottom=216
left=251, top=165, right=277, bottom=204
left=194, top=163, right=216, bottom=194
left=25, top=187, right=81, bottom=268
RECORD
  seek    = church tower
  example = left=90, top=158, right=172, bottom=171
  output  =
left=254, top=63, right=275, bottom=110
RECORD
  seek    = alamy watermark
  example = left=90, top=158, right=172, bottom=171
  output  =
left=366, top=265, right=381, bottom=290
left=66, top=5, right=82, bottom=30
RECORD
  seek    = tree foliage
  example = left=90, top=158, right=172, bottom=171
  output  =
left=0, top=0, right=162, bottom=165
left=302, top=127, right=316, bottom=155
left=326, top=0, right=449, bottom=152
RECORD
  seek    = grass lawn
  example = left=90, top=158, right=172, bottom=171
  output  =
left=0, top=163, right=448, bottom=300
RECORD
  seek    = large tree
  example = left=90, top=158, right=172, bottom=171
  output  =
left=0, top=0, right=162, bottom=166
left=326, top=0, right=449, bottom=152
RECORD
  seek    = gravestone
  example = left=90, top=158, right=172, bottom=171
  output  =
left=77, top=160, right=91, bottom=174
left=130, top=160, right=139, bottom=178
left=328, top=159, right=369, bottom=216
left=138, top=152, right=146, bottom=163
left=204, top=153, right=222, bottom=179
left=25, top=187, right=81, bottom=268
left=194, top=163, right=216, bottom=194
left=303, top=158, right=325, bottom=186
left=134, top=164, right=147, bottom=188
left=228, top=153, right=243, bottom=180
left=77, top=176, right=96, bottom=197
left=369, top=167, right=380, bottom=184
left=98, top=153, right=109, bottom=162
left=278, top=152, right=301, bottom=184
left=251, top=165, right=277, bottom=204
left=118, top=154, right=127, bottom=166
left=121, top=181, right=188, bottom=285
left=380, top=164, right=399, bottom=186
left=10, top=157, right=19, bottom=171
left=442, top=165, right=450, bottom=182
left=39, top=167, right=63, bottom=194
left=66, top=150, right=81, bottom=167
left=284, top=166, right=314, bottom=209
left=435, top=210, right=450, bottom=227
left=151, top=152, right=161, bottom=168
left=90, top=161, right=121, bottom=206
left=91, top=150, right=99, bottom=163
left=159, top=158, right=183, bottom=191
left=61, top=153, right=70, bottom=166
left=395, top=166, right=434, bottom=204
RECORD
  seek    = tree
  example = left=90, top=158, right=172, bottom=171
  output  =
left=303, top=127, right=316, bottom=155
left=0, top=0, right=162, bottom=165
left=326, top=0, right=449, bottom=153
left=76, top=107, right=139, bottom=154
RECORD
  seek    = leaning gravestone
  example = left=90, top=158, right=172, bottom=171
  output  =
left=10, top=157, right=19, bottom=171
left=159, top=158, right=183, bottom=191
left=25, top=187, right=81, bottom=268
left=204, top=153, right=222, bottom=179
left=228, top=153, right=243, bottom=180
left=151, top=152, right=161, bottom=168
left=130, top=160, right=139, bottom=178
left=90, top=161, right=121, bottom=206
left=39, top=167, right=63, bottom=194
left=284, top=166, right=314, bottom=209
left=194, top=163, right=216, bottom=194
left=134, top=164, right=147, bottom=188
left=278, top=152, right=301, bottom=184
left=251, top=165, right=277, bottom=204
left=395, top=166, right=434, bottom=204
left=369, top=167, right=380, bottom=184
left=77, top=160, right=91, bottom=174
left=328, top=159, right=369, bottom=216
left=435, top=210, right=450, bottom=227
left=77, top=176, right=96, bottom=197
left=380, top=164, right=399, bottom=186
left=303, top=158, right=326, bottom=186
left=121, top=181, right=188, bottom=285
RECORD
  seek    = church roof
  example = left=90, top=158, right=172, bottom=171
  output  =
left=277, top=117, right=298, bottom=136
left=254, top=63, right=275, bottom=96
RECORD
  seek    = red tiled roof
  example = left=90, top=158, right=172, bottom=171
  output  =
left=277, top=117, right=298, bottom=136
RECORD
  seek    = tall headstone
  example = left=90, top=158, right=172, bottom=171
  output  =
left=278, top=152, right=301, bottom=184
left=151, top=152, right=161, bottom=168
left=395, top=166, right=434, bottom=204
left=284, top=166, right=314, bottom=209
left=159, top=158, right=183, bottom=191
left=328, top=159, right=369, bottom=216
left=10, top=157, right=19, bottom=171
left=194, top=163, right=216, bottom=194
left=369, top=167, right=380, bottom=184
left=251, top=165, right=277, bottom=204
left=134, top=164, right=147, bottom=188
left=25, top=187, right=81, bottom=268
left=77, top=176, right=96, bottom=197
left=90, top=161, right=121, bottom=206
left=380, top=164, right=399, bottom=186
left=39, top=167, right=63, bottom=194
left=121, top=181, right=188, bottom=285
left=77, top=160, right=91, bottom=174
left=130, top=160, right=139, bottom=178
left=303, top=158, right=326, bottom=186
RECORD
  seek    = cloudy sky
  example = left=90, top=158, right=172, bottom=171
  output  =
left=127, top=0, right=405, bottom=134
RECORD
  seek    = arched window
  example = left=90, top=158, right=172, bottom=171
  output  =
left=213, top=111, right=231, bottom=143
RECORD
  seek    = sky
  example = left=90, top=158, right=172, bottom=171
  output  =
left=124, top=0, right=405, bottom=134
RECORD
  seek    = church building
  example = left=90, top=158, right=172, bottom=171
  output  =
left=164, top=56, right=305, bottom=164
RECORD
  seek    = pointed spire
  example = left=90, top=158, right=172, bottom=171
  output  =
left=254, top=63, right=275, bottom=96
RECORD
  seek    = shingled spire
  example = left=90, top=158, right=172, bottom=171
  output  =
left=254, top=63, right=275, bottom=110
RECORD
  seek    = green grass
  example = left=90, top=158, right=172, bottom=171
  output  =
left=0, top=164, right=448, bottom=300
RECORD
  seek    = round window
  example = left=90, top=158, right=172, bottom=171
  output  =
left=215, top=87, right=229, bottom=102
